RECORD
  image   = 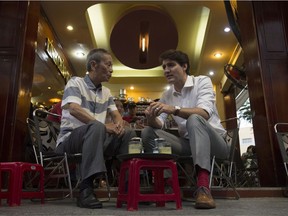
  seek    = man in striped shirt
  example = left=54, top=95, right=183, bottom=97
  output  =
left=56, top=48, right=136, bottom=209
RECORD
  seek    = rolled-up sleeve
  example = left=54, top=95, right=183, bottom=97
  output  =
left=195, top=76, right=215, bottom=118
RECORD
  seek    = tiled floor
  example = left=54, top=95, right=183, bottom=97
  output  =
left=1, top=197, right=288, bottom=216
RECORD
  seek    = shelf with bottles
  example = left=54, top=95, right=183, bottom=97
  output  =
left=135, top=102, right=151, bottom=116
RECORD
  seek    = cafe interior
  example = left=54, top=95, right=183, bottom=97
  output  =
left=1, top=0, right=288, bottom=199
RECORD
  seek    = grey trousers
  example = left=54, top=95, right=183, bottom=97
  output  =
left=56, top=121, right=136, bottom=180
left=141, top=114, right=229, bottom=171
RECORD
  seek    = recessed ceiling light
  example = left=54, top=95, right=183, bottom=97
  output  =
left=224, top=27, right=230, bottom=32
left=49, top=98, right=61, bottom=103
left=48, top=86, right=51, bottom=90
left=75, top=51, right=85, bottom=58
left=214, top=52, right=222, bottom=58
left=209, top=71, right=214, bottom=76
left=67, top=25, right=73, bottom=31
left=130, top=86, right=134, bottom=90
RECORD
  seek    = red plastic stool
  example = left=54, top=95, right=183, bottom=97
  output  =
left=116, top=155, right=182, bottom=211
left=0, top=162, right=19, bottom=206
left=0, top=162, right=45, bottom=206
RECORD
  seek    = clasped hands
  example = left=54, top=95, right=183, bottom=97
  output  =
left=106, top=121, right=125, bottom=137
left=144, top=102, right=174, bottom=117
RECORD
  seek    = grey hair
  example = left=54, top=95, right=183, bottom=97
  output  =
left=86, top=48, right=110, bottom=72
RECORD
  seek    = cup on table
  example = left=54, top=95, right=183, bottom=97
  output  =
left=154, top=138, right=172, bottom=154
left=130, top=122, right=136, bottom=129
left=128, top=137, right=143, bottom=154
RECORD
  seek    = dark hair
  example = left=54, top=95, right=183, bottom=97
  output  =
left=127, top=102, right=136, bottom=109
left=247, top=145, right=256, bottom=154
left=86, top=48, right=110, bottom=72
left=159, top=49, right=190, bottom=75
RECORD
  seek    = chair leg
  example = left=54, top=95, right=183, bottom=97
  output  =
left=214, top=161, right=240, bottom=199
left=177, top=163, right=196, bottom=187
left=99, top=172, right=111, bottom=202
left=209, top=156, right=215, bottom=189
left=63, top=153, right=73, bottom=199
left=210, top=156, right=240, bottom=200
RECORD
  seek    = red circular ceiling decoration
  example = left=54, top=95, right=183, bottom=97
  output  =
left=110, top=6, right=178, bottom=69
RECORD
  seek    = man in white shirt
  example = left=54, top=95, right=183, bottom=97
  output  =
left=141, top=49, right=229, bottom=209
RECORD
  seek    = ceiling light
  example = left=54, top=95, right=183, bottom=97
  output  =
left=214, top=52, right=222, bottom=58
left=66, top=25, right=73, bottom=31
left=224, top=27, right=230, bottom=32
left=139, top=21, right=149, bottom=64
left=141, top=37, right=146, bottom=52
left=33, top=74, right=45, bottom=84
left=209, top=71, right=214, bottom=76
left=48, top=86, right=51, bottom=90
left=165, top=85, right=171, bottom=90
left=49, top=98, right=61, bottom=103
left=57, top=90, right=64, bottom=95
left=130, top=86, right=134, bottom=90
left=75, top=51, right=85, bottom=58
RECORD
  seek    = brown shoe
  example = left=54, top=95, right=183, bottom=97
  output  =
left=194, top=186, right=216, bottom=209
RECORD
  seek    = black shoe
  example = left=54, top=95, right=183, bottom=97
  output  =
left=77, top=188, right=103, bottom=209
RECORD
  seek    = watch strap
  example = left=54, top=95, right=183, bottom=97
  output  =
left=174, top=106, right=181, bottom=116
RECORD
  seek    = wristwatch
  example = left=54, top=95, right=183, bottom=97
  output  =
left=173, top=106, right=181, bottom=116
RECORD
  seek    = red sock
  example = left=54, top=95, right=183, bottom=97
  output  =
left=197, top=168, right=210, bottom=189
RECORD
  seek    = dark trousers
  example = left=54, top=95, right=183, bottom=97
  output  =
left=56, top=121, right=136, bottom=180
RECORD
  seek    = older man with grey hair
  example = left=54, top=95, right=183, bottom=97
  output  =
left=56, top=48, right=136, bottom=209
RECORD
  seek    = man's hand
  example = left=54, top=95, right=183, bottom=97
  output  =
left=146, top=102, right=175, bottom=116
left=105, top=122, right=125, bottom=137
left=144, top=102, right=174, bottom=129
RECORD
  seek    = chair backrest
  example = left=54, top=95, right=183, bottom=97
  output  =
left=274, top=123, right=288, bottom=165
left=26, top=117, right=41, bottom=164
left=26, top=109, right=61, bottom=165
left=221, top=117, right=240, bottom=162
left=33, top=108, right=60, bottom=152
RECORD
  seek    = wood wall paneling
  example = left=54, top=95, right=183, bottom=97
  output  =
left=254, top=1, right=288, bottom=186
left=0, top=1, right=40, bottom=162
left=15, top=1, right=41, bottom=161
left=238, top=0, right=288, bottom=186
left=0, top=2, right=26, bottom=161
left=238, top=1, right=273, bottom=186
left=0, top=57, right=17, bottom=160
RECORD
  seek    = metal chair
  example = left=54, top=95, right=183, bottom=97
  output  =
left=26, top=112, right=74, bottom=200
left=274, top=123, right=288, bottom=196
left=30, top=108, right=111, bottom=201
left=176, top=118, right=240, bottom=199
left=176, top=156, right=197, bottom=189
left=209, top=117, right=240, bottom=199
left=274, top=123, right=288, bottom=176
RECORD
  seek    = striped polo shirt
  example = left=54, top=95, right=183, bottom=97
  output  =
left=56, top=74, right=117, bottom=146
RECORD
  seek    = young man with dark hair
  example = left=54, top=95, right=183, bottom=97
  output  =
left=141, top=49, right=229, bottom=209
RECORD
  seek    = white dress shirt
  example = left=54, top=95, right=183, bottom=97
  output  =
left=158, top=75, right=226, bottom=138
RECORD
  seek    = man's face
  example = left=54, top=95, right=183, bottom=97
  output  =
left=128, top=106, right=137, bottom=116
left=162, top=59, right=187, bottom=84
left=89, top=54, right=113, bottom=83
